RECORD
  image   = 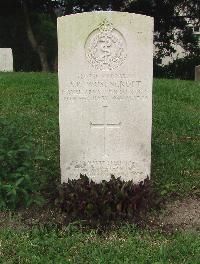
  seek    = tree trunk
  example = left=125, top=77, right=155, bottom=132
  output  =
left=22, top=2, right=50, bottom=72
left=48, top=5, right=58, bottom=72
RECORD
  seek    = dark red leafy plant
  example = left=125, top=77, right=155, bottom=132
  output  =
left=56, top=175, right=161, bottom=224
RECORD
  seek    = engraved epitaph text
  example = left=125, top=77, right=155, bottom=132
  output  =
left=58, top=12, right=153, bottom=183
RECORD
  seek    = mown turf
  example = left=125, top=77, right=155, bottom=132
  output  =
left=152, top=79, right=200, bottom=196
left=0, top=72, right=59, bottom=192
left=0, top=72, right=199, bottom=196
left=0, top=73, right=200, bottom=263
left=0, top=225, right=199, bottom=263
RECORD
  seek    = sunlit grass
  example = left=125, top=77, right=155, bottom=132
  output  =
left=1, top=73, right=199, bottom=196
left=0, top=225, right=199, bottom=263
left=0, top=73, right=200, bottom=263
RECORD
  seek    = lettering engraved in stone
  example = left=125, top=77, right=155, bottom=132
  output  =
left=62, top=74, right=148, bottom=102
left=58, top=12, right=153, bottom=183
left=65, top=160, right=144, bottom=179
left=90, top=106, right=121, bottom=157
left=85, top=19, right=127, bottom=71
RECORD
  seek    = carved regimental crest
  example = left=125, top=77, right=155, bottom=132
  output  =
left=85, top=19, right=127, bottom=71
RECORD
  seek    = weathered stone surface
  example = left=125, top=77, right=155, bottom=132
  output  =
left=195, top=65, right=200, bottom=81
left=58, top=12, right=154, bottom=183
left=0, top=48, right=13, bottom=72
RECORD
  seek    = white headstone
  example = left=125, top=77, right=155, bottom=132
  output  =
left=58, top=12, right=154, bottom=183
left=195, top=65, right=200, bottom=81
left=0, top=48, right=13, bottom=72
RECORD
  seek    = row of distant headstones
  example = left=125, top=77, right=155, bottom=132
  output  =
left=0, top=48, right=13, bottom=72
left=195, top=65, right=200, bottom=81
left=0, top=48, right=199, bottom=80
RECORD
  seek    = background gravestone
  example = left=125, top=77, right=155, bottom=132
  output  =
left=0, top=48, right=13, bottom=72
left=195, top=65, right=200, bottom=81
left=58, top=12, right=154, bottom=183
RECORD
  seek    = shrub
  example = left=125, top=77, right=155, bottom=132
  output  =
left=56, top=175, right=161, bottom=225
left=154, top=55, right=200, bottom=80
left=0, top=119, right=43, bottom=209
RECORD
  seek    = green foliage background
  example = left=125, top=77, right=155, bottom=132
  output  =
left=0, top=0, right=199, bottom=77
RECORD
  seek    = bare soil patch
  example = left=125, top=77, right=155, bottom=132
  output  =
left=0, top=197, right=199, bottom=232
left=149, top=197, right=200, bottom=232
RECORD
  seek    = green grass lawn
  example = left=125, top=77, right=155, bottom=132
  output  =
left=0, top=225, right=199, bottom=264
left=0, top=72, right=199, bottom=196
left=0, top=72, right=199, bottom=263
left=152, top=78, right=200, bottom=196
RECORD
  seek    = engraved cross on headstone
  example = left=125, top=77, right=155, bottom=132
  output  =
left=90, top=106, right=121, bottom=157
